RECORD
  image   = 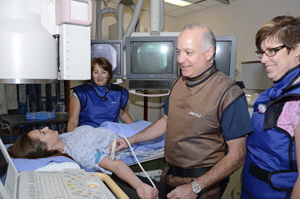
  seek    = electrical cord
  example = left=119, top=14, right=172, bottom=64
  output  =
left=110, top=134, right=157, bottom=189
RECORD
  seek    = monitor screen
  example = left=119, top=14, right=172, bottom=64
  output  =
left=91, top=40, right=123, bottom=79
left=130, top=41, right=174, bottom=74
left=126, top=36, right=179, bottom=80
left=215, top=36, right=237, bottom=80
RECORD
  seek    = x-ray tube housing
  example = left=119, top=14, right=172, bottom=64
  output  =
left=0, top=0, right=57, bottom=84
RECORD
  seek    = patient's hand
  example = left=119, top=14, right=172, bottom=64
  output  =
left=136, top=183, right=159, bottom=199
left=110, top=138, right=128, bottom=153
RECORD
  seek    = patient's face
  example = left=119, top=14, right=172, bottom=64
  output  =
left=28, top=127, right=59, bottom=148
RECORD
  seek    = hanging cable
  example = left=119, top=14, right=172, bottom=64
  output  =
left=110, top=134, right=157, bottom=189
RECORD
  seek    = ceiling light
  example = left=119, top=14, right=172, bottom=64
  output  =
left=164, top=0, right=192, bottom=7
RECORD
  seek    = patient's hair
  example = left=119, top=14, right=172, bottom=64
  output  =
left=7, top=133, right=73, bottom=160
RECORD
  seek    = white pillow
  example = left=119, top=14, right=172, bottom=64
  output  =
left=35, top=162, right=80, bottom=171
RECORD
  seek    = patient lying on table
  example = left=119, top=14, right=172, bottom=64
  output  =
left=7, top=125, right=159, bottom=199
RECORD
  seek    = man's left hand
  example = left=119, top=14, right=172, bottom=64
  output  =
left=166, top=183, right=198, bottom=199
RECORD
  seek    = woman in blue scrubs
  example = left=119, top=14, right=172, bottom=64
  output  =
left=67, top=57, right=133, bottom=132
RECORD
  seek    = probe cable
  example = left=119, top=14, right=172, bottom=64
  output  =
left=111, top=134, right=157, bottom=189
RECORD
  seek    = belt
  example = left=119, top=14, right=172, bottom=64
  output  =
left=167, top=165, right=212, bottom=178
left=249, top=162, right=297, bottom=192
left=249, top=162, right=270, bottom=184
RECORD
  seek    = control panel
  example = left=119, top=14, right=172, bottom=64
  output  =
left=128, top=79, right=175, bottom=90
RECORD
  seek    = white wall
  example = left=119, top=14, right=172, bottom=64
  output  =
left=172, top=0, right=300, bottom=80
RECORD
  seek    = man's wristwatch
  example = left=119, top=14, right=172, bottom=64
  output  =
left=191, top=181, right=201, bottom=194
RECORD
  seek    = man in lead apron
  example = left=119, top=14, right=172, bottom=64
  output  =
left=114, top=23, right=253, bottom=199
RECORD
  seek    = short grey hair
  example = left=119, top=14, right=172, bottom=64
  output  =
left=183, top=23, right=216, bottom=61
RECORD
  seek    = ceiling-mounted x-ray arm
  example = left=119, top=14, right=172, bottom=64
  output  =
left=96, top=7, right=118, bottom=40
left=95, top=0, right=141, bottom=43
left=128, top=3, right=141, bottom=33
left=118, top=0, right=144, bottom=48
left=159, top=0, right=165, bottom=32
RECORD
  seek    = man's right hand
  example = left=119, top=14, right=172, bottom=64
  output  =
left=110, top=138, right=129, bottom=154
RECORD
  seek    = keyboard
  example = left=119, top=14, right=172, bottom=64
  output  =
left=18, top=170, right=117, bottom=199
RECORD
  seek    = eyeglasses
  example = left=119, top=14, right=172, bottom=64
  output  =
left=255, top=44, right=286, bottom=58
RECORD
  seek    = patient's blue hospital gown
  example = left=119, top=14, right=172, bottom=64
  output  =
left=59, top=124, right=165, bottom=174
left=59, top=125, right=117, bottom=174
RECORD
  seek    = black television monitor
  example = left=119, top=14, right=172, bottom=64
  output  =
left=91, top=40, right=123, bottom=79
left=215, top=36, right=237, bottom=80
left=125, top=35, right=179, bottom=90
